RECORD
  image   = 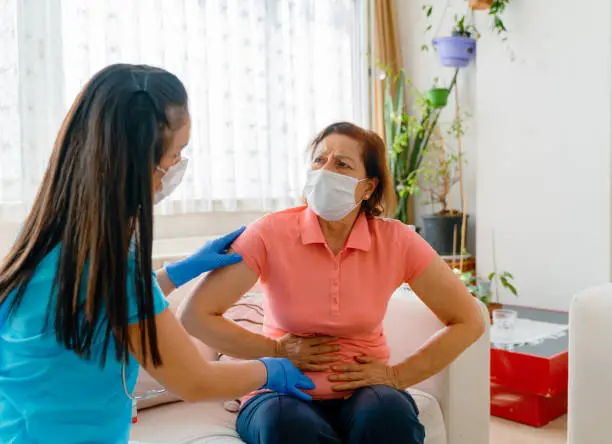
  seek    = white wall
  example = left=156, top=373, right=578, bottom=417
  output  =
left=474, top=0, right=612, bottom=310
left=396, top=0, right=612, bottom=310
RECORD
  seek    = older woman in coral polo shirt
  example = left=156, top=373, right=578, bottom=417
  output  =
left=180, top=122, right=485, bottom=444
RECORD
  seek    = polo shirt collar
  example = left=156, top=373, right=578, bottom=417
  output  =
left=299, top=207, right=371, bottom=252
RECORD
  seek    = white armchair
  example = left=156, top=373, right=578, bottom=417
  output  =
left=385, top=293, right=491, bottom=444
left=131, top=284, right=490, bottom=444
left=568, top=284, right=612, bottom=444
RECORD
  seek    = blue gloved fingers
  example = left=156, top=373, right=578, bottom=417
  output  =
left=215, top=253, right=244, bottom=268
left=165, top=227, right=246, bottom=287
left=258, top=357, right=315, bottom=402
left=290, top=388, right=313, bottom=402
left=295, top=375, right=315, bottom=390
left=211, top=226, right=246, bottom=251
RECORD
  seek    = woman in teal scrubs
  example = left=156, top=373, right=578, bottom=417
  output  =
left=0, top=64, right=313, bottom=443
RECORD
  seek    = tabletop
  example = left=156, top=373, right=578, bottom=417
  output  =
left=490, top=305, right=568, bottom=358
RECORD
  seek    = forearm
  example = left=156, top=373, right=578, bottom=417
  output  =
left=393, top=322, right=483, bottom=389
left=182, top=310, right=278, bottom=360
left=130, top=309, right=269, bottom=403
left=156, top=268, right=177, bottom=296
left=188, top=359, right=267, bottom=402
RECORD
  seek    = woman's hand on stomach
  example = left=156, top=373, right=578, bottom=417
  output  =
left=275, top=334, right=341, bottom=371
left=328, top=355, right=401, bottom=392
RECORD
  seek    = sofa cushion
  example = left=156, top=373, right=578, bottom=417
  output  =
left=130, top=387, right=446, bottom=444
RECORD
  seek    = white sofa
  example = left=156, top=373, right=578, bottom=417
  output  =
left=568, top=284, right=612, bottom=444
left=130, top=284, right=490, bottom=444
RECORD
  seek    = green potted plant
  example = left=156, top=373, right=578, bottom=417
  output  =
left=382, top=67, right=459, bottom=225
left=454, top=268, right=518, bottom=320
left=450, top=14, right=480, bottom=38
left=425, top=78, right=450, bottom=109
left=423, top=1, right=511, bottom=52
left=433, top=15, right=478, bottom=68
left=481, top=270, right=517, bottom=310
left=418, top=112, right=469, bottom=255
left=472, top=0, right=511, bottom=40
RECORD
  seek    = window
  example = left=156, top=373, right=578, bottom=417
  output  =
left=0, top=0, right=369, bottom=219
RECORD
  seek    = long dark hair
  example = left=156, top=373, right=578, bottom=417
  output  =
left=0, top=64, right=188, bottom=367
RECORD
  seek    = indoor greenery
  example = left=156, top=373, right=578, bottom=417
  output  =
left=454, top=268, right=518, bottom=304
left=417, top=111, right=469, bottom=216
left=422, top=0, right=511, bottom=47
left=382, top=68, right=459, bottom=224
left=489, top=0, right=511, bottom=39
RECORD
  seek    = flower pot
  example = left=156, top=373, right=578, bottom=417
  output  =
left=487, top=302, right=503, bottom=322
left=433, top=36, right=477, bottom=68
left=469, top=0, right=493, bottom=10
left=426, top=88, right=450, bottom=109
left=422, top=213, right=469, bottom=256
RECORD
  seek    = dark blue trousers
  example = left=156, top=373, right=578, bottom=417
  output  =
left=236, top=384, right=425, bottom=444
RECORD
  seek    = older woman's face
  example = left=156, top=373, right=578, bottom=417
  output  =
left=311, top=133, right=377, bottom=202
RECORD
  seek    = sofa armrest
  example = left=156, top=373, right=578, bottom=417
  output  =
left=385, top=293, right=490, bottom=444
left=568, top=284, right=612, bottom=444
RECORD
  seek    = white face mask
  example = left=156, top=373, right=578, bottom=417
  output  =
left=303, top=169, right=367, bottom=221
left=154, top=157, right=188, bottom=204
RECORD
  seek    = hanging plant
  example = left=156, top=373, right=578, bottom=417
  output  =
left=469, top=0, right=492, bottom=10
left=488, top=0, right=511, bottom=40
left=432, top=15, right=478, bottom=69
left=425, top=78, right=450, bottom=109
left=426, top=88, right=450, bottom=109
left=423, top=1, right=512, bottom=53
left=469, top=0, right=511, bottom=40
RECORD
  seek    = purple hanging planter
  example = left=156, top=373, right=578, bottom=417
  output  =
left=433, top=36, right=477, bottom=68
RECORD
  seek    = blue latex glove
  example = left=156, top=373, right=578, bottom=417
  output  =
left=165, top=226, right=246, bottom=287
left=258, top=358, right=315, bottom=401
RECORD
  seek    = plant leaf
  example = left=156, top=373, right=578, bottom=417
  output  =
left=383, top=72, right=394, bottom=150
left=488, top=271, right=496, bottom=281
left=506, top=282, right=518, bottom=296
left=393, top=71, right=405, bottom=144
left=499, top=277, right=518, bottom=296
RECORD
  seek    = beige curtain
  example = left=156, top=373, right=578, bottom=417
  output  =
left=372, top=0, right=402, bottom=141
left=372, top=0, right=413, bottom=222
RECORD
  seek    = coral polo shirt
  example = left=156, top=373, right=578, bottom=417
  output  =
left=232, top=206, right=436, bottom=399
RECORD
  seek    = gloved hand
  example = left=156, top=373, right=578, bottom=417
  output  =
left=258, top=357, right=315, bottom=401
left=165, top=226, right=246, bottom=287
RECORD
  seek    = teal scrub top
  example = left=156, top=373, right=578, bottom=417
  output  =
left=0, top=245, right=169, bottom=443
